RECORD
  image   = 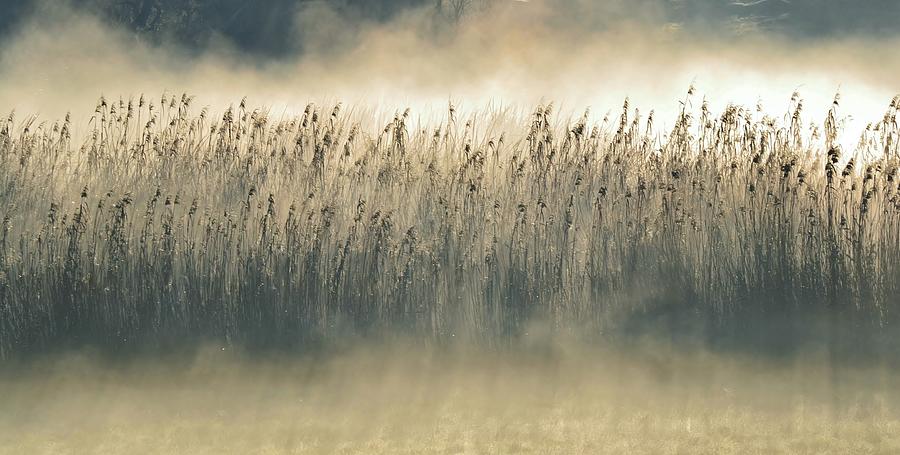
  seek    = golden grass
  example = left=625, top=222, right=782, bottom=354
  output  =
left=2, top=343, right=899, bottom=454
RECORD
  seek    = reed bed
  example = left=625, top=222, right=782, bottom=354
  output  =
left=1, top=91, right=898, bottom=360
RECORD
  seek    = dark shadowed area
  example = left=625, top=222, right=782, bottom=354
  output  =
left=4, top=0, right=900, bottom=54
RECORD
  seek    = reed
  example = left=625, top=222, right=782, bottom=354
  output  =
left=0, top=91, right=898, bottom=360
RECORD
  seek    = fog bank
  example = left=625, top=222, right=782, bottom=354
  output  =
left=3, top=341, right=899, bottom=453
left=0, top=1, right=897, bottom=147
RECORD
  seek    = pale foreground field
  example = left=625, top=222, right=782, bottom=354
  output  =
left=1, top=342, right=898, bottom=455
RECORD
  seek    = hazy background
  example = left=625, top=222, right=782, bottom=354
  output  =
left=0, top=0, right=898, bottom=144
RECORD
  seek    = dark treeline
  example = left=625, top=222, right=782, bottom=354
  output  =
left=0, top=0, right=466, bottom=56
left=3, top=1, right=900, bottom=57
left=80, top=0, right=432, bottom=54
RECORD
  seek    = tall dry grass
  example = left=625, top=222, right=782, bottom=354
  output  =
left=0, top=91, right=898, bottom=360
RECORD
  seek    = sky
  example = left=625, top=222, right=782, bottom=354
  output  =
left=0, top=0, right=897, bottom=146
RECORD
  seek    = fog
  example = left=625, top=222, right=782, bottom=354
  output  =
left=2, top=341, right=899, bottom=453
left=0, top=0, right=897, bottom=147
